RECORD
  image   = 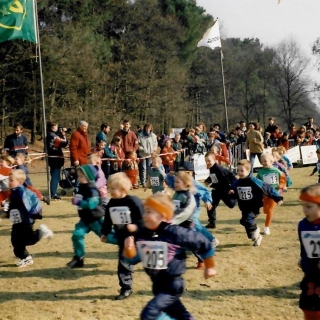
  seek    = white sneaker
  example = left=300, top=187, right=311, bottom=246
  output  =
left=263, top=227, right=270, bottom=235
left=251, top=227, right=260, bottom=241
left=212, top=238, right=220, bottom=248
left=16, top=255, right=33, bottom=267
left=39, top=224, right=54, bottom=239
left=253, top=234, right=263, bottom=246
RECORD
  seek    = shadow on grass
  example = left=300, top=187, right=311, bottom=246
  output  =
left=34, top=251, right=119, bottom=260
left=45, top=214, right=78, bottom=219
left=0, top=286, right=111, bottom=303
left=216, top=243, right=251, bottom=251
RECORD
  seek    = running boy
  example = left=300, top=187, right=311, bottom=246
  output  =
left=0, top=170, right=53, bottom=267
left=67, top=164, right=104, bottom=268
left=230, top=160, right=283, bottom=246
left=298, top=184, right=320, bottom=320
left=310, top=149, right=320, bottom=183
left=100, top=172, right=144, bottom=300
left=204, top=151, right=237, bottom=229
left=256, top=153, right=286, bottom=235
left=123, top=193, right=216, bottom=320
left=144, top=156, right=166, bottom=194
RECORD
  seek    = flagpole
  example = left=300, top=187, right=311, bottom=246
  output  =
left=220, top=49, right=229, bottom=133
left=33, top=0, right=51, bottom=201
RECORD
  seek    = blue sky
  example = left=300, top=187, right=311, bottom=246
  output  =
left=196, top=0, right=320, bottom=84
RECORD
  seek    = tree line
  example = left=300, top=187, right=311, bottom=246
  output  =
left=0, top=0, right=319, bottom=145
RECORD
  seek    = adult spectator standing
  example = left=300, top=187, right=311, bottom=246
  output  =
left=69, top=120, right=91, bottom=167
left=46, top=122, right=68, bottom=200
left=96, top=123, right=110, bottom=145
left=239, top=121, right=247, bottom=134
left=197, top=122, right=208, bottom=144
left=265, top=117, right=277, bottom=135
left=246, top=121, right=264, bottom=173
left=212, top=124, right=226, bottom=143
left=304, top=116, right=317, bottom=134
left=137, top=123, right=158, bottom=187
left=113, top=119, right=138, bottom=156
left=3, top=123, right=28, bottom=157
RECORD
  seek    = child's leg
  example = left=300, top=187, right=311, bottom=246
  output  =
left=71, top=220, right=91, bottom=258
left=303, top=310, right=320, bottom=320
left=263, top=196, right=277, bottom=227
left=90, top=219, right=103, bottom=238
left=11, top=225, right=32, bottom=259
left=206, top=190, right=221, bottom=227
left=117, top=253, right=133, bottom=293
left=240, top=211, right=259, bottom=239
left=221, top=193, right=237, bottom=209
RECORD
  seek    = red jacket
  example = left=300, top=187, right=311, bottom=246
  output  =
left=113, top=130, right=138, bottom=154
left=161, top=147, right=177, bottom=166
left=69, top=129, right=91, bottom=166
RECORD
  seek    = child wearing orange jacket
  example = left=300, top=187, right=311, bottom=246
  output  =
left=161, top=139, right=176, bottom=173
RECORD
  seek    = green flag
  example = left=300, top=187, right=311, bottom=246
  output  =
left=0, top=0, right=37, bottom=43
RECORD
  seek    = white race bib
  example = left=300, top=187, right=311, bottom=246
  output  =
left=237, top=187, right=253, bottom=201
left=262, top=173, right=278, bottom=185
left=137, top=241, right=168, bottom=269
left=210, top=174, right=218, bottom=184
left=9, top=209, right=22, bottom=224
left=109, top=206, right=132, bottom=225
left=301, top=231, right=320, bottom=258
left=150, top=177, right=160, bottom=186
left=173, top=200, right=180, bottom=210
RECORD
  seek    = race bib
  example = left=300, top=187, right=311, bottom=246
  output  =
left=263, top=173, right=278, bottom=185
left=301, top=231, right=320, bottom=258
left=237, top=187, right=253, bottom=201
left=210, top=174, right=218, bottom=184
left=109, top=206, right=132, bottom=225
left=173, top=200, right=180, bottom=210
left=137, top=241, right=168, bottom=270
left=150, top=177, right=160, bottom=186
left=9, top=209, right=22, bottom=224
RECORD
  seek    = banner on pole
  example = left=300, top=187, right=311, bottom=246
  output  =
left=197, top=19, right=221, bottom=50
left=0, top=0, right=37, bottom=43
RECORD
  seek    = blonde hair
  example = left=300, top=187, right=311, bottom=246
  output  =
left=277, top=146, right=286, bottom=155
left=108, top=172, right=131, bottom=192
left=175, top=171, right=195, bottom=193
left=272, top=150, right=281, bottom=161
left=261, top=153, right=274, bottom=162
left=237, top=159, right=251, bottom=171
left=88, top=153, right=101, bottom=165
left=205, top=151, right=216, bottom=159
left=152, top=155, right=162, bottom=164
left=1, top=154, right=15, bottom=166
left=10, top=169, right=26, bottom=183
left=301, top=184, right=320, bottom=197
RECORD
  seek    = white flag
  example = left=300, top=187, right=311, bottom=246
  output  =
left=197, top=20, right=221, bottom=50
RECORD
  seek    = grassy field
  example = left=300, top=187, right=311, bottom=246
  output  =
left=0, top=164, right=315, bottom=320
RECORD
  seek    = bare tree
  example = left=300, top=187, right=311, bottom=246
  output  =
left=273, top=38, right=311, bottom=126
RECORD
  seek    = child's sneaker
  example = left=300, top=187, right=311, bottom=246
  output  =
left=251, top=227, right=260, bottom=241
left=42, top=196, right=50, bottom=205
left=67, top=256, right=84, bottom=268
left=212, top=238, right=220, bottom=248
left=253, top=234, right=263, bottom=246
left=196, top=261, right=204, bottom=270
left=39, top=224, right=54, bottom=239
left=263, top=227, right=270, bottom=235
left=16, top=255, right=33, bottom=267
left=115, top=289, right=133, bottom=300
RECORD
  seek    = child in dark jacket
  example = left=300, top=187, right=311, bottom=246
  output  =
left=230, top=160, right=283, bottom=246
left=123, top=193, right=216, bottom=320
left=100, top=172, right=144, bottom=300
left=0, top=170, right=53, bottom=267
left=67, top=164, right=104, bottom=268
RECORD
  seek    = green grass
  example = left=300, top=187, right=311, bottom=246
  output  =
left=0, top=165, right=314, bottom=319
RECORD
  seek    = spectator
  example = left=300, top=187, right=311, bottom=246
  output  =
left=271, top=126, right=283, bottom=146
left=288, top=123, right=298, bottom=140
left=197, top=122, right=208, bottom=144
left=46, top=121, right=68, bottom=200
left=96, top=123, right=110, bottom=145
left=304, top=116, right=317, bottom=134
left=264, top=132, right=273, bottom=148
left=3, top=123, right=28, bottom=157
left=113, top=119, right=138, bottom=156
left=172, top=133, right=183, bottom=172
left=213, top=124, right=226, bottom=143
left=296, top=125, right=307, bottom=145
left=305, top=130, right=315, bottom=146
left=278, top=132, right=290, bottom=150
left=235, top=126, right=246, bottom=145
left=239, top=121, right=247, bottom=134
left=265, top=117, right=277, bottom=135
left=69, top=120, right=91, bottom=167
left=137, top=123, right=158, bottom=187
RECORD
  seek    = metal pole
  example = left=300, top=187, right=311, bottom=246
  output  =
left=220, top=49, right=229, bottom=133
left=33, top=0, right=51, bottom=201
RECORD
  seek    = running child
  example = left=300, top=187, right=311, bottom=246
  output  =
left=100, top=172, right=144, bottom=300
left=277, top=146, right=293, bottom=170
left=256, top=153, right=286, bottom=235
left=230, top=160, right=283, bottom=246
left=144, top=156, right=166, bottom=194
left=123, top=151, right=140, bottom=189
left=297, top=184, right=320, bottom=320
left=67, top=164, right=104, bottom=268
left=204, top=151, right=237, bottom=229
left=123, top=193, right=216, bottom=320
left=310, top=149, right=320, bottom=183
left=0, top=170, right=53, bottom=267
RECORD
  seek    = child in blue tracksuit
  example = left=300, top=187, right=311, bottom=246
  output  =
left=67, top=164, right=104, bottom=268
left=230, top=160, right=283, bottom=246
left=0, top=170, right=53, bottom=267
left=310, top=149, right=320, bottom=183
left=123, top=193, right=216, bottom=320
left=297, top=184, right=320, bottom=320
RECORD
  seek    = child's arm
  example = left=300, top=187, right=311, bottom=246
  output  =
left=165, top=172, right=175, bottom=189
left=279, top=172, right=286, bottom=190
left=171, top=194, right=196, bottom=225
left=195, top=180, right=213, bottom=210
left=252, top=177, right=283, bottom=203
left=100, top=203, right=113, bottom=241
left=72, top=188, right=100, bottom=210
left=310, top=166, right=317, bottom=176
left=144, top=178, right=150, bottom=192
